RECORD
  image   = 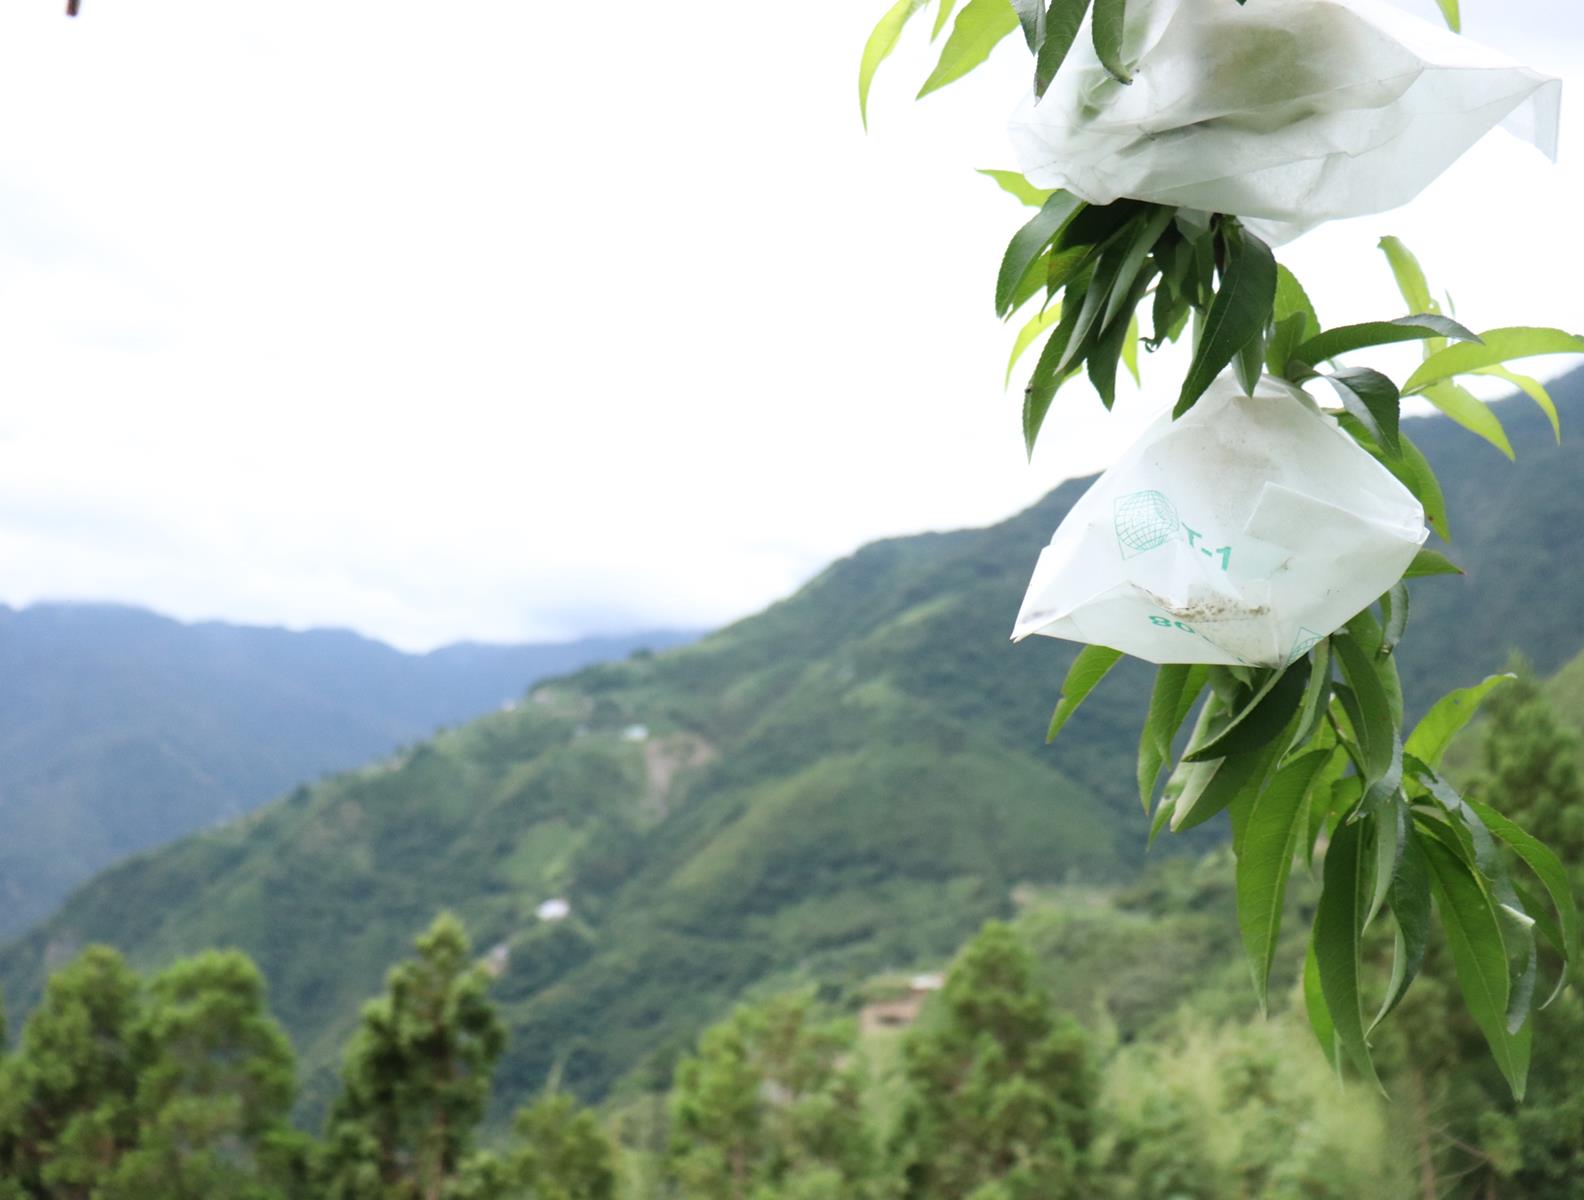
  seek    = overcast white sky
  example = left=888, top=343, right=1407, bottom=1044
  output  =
left=0, top=0, right=1578, bottom=650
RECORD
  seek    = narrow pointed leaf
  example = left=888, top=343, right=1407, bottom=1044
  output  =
left=1137, top=664, right=1207, bottom=811
left=1237, top=748, right=1331, bottom=1008
left=1466, top=797, right=1579, bottom=980
left=1121, top=313, right=1140, bottom=384
left=1009, top=0, right=1043, bottom=48
left=1322, top=368, right=1400, bottom=455
left=933, top=0, right=962, bottom=38
left=1314, top=816, right=1381, bottom=1088
left=1046, top=645, right=1123, bottom=741
left=1091, top=0, right=1130, bottom=82
left=1378, top=236, right=1433, bottom=315
left=917, top=0, right=1020, bottom=99
left=1289, top=638, right=1332, bottom=752
left=1422, top=381, right=1514, bottom=460
left=978, top=168, right=1055, bottom=208
left=1175, top=224, right=1276, bottom=416
left=1404, top=674, right=1514, bottom=769
left=1333, top=632, right=1395, bottom=789
left=859, top=0, right=929, bottom=128
left=1185, top=660, right=1309, bottom=763
left=1372, top=828, right=1431, bottom=1029
left=1434, top=0, right=1459, bottom=30
left=1304, top=940, right=1342, bottom=1073
left=1293, top=314, right=1478, bottom=367
left=1381, top=580, right=1409, bottom=656
left=1475, top=364, right=1560, bottom=441
left=1403, top=548, right=1462, bottom=579
left=997, top=190, right=1084, bottom=316
left=1034, top=0, right=1093, bottom=98
left=1102, top=205, right=1173, bottom=328
left=1174, top=718, right=1290, bottom=834
left=1006, top=302, right=1063, bottom=386
left=1405, top=327, right=1584, bottom=394
left=1423, top=836, right=1529, bottom=1099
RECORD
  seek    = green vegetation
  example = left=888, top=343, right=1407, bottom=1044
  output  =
left=0, top=602, right=694, bottom=938
left=3, top=385, right=1583, bottom=1126
left=7, top=645, right=1584, bottom=1194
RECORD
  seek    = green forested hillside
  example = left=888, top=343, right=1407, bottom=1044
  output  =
left=0, top=603, right=694, bottom=936
left=4, top=371, right=1583, bottom=1124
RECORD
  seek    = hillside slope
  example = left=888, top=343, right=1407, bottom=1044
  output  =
left=4, top=369, right=1582, bottom=1121
left=0, top=603, right=693, bottom=934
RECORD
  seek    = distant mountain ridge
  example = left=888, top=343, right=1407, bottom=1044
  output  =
left=4, top=369, right=1584, bottom=1123
left=0, top=603, right=696, bottom=935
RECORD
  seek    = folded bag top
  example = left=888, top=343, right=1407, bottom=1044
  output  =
left=1011, top=373, right=1428, bottom=667
left=1009, top=0, right=1561, bottom=242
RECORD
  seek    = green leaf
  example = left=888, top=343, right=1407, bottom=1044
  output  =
left=1009, top=0, right=1043, bottom=49
left=1403, top=548, right=1462, bottom=579
left=1234, top=326, right=1264, bottom=394
left=1377, top=236, right=1433, bottom=315
left=977, top=168, right=1055, bottom=208
left=1023, top=274, right=1088, bottom=453
left=1185, top=660, right=1309, bottom=763
left=1237, top=748, right=1332, bottom=1009
left=1372, top=828, right=1431, bottom=1029
left=1404, top=674, right=1514, bottom=771
left=1422, top=381, right=1514, bottom=460
left=933, top=0, right=962, bottom=38
left=1137, top=664, right=1207, bottom=812
left=1035, top=0, right=1093, bottom=98
left=1322, top=368, right=1400, bottom=455
left=1405, top=327, right=1584, bottom=394
left=1380, top=580, right=1409, bottom=657
left=1292, top=314, right=1479, bottom=367
left=1121, top=313, right=1140, bottom=384
left=1400, top=433, right=1450, bottom=542
left=1303, top=940, right=1342, bottom=1074
left=859, top=0, right=929, bottom=129
left=1473, top=364, right=1560, bottom=442
left=1267, top=263, right=1319, bottom=377
left=1005, top=302, right=1063, bottom=386
left=1272, top=263, right=1320, bottom=337
left=917, top=0, right=1020, bottom=99
left=1313, top=816, right=1381, bottom=1088
left=1333, top=631, right=1395, bottom=791
left=1466, top=797, right=1579, bottom=989
left=1091, top=0, right=1130, bottom=82
left=997, top=191, right=1084, bottom=317
left=1434, top=0, right=1459, bottom=31
left=1423, top=836, right=1530, bottom=1099
left=1088, top=275, right=1151, bottom=409
left=1046, top=645, right=1124, bottom=741
left=1175, top=224, right=1276, bottom=417
left=1173, top=719, right=1290, bottom=834
left=1102, top=205, right=1174, bottom=328
left=1289, top=638, right=1333, bottom=752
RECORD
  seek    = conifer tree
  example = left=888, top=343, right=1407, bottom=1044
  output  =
left=99, top=950, right=305, bottom=1200
left=0, top=946, right=143, bottom=1198
left=509, top=1092, right=620, bottom=1200
left=667, top=990, right=874, bottom=1200
left=892, top=922, right=1095, bottom=1200
left=318, top=912, right=507, bottom=1200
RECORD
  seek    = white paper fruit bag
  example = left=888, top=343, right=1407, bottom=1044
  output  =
left=1011, top=374, right=1427, bottom=666
left=1008, top=0, right=1561, bottom=241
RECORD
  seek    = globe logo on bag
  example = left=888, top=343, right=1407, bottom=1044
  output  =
left=1113, top=490, right=1180, bottom=558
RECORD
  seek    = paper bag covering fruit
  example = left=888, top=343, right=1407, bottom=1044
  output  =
left=1011, top=374, right=1428, bottom=666
left=1008, top=0, right=1560, bottom=242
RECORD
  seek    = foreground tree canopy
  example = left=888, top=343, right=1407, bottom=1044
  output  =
left=860, top=0, right=1583, bottom=1093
